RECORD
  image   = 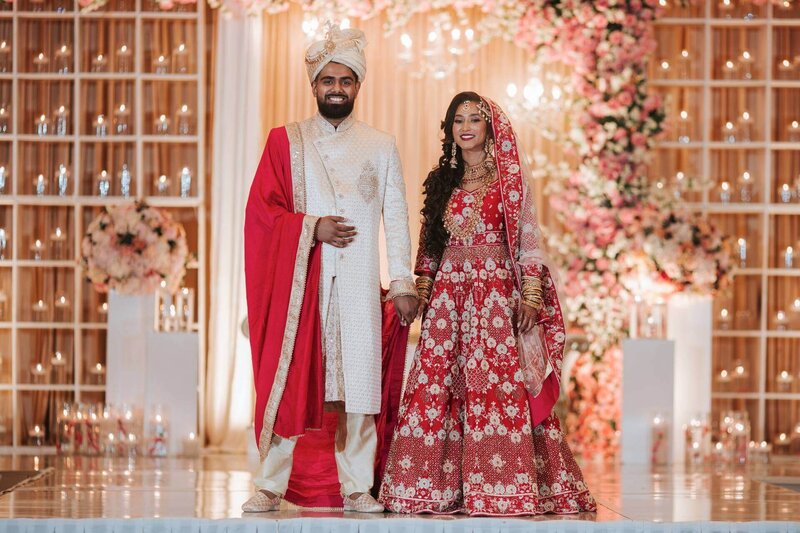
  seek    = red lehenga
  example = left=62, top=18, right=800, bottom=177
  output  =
left=378, top=98, right=596, bottom=517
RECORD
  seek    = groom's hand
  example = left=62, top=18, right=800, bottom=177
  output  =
left=315, top=216, right=357, bottom=248
left=393, top=295, right=418, bottom=326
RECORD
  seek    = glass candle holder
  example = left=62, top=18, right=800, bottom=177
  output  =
left=719, top=181, right=731, bottom=203
left=88, top=362, right=105, bottom=385
left=147, top=404, right=169, bottom=457
left=28, top=424, right=45, bottom=446
left=53, top=105, right=69, bottom=137
left=0, top=165, right=7, bottom=194
left=737, top=237, right=747, bottom=267
left=50, top=226, right=66, bottom=258
left=35, top=114, right=50, bottom=136
left=738, top=171, right=753, bottom=203
left=651, top=413, right=670, bottom=465
left=676, top=48, right=691, bottom=78
left=739, top=50, right=754, bottom=80
left=718, top=307, right=731, bottom=330
left=779, top=183, right=792, bottom=203
left=775, top=310, right=789, bottom=330
left=788, top=120, right=800, bottom=142
left=778, top=58, right=794, bottom=75
left=677, top=110, right=691, bottom=143
left=0, top=228, right=8, bottom=260
left=173, top=43, right=189, bottom=73
left=114, top=104, right=131, bottom=135
left=179, top=166, right=192, bottom=197
left=91, top=53, right=108, bottom=73
left=738, top=110, right=753, bottom=142
left=33, top=52, right=49, bottom=73
left=722, top=121, right=738, bottom=143
left=95, top=114, right=108, bottom=137
left=97, top=170, right=110, bottom=197
left=722, top=59, right=738, bottom=79
left=154, top=114, right=170, bottom=135
left=0, top=41, right=11, bottom=73
left=119, top=164, right=132, bottom=198
left=34, top=174, right=47, bottom=196
left=55, top=164, right=69, bottom=196
left=155, top=174, right=170, bottom=195
left=30, top=238, right=45, bottom=260
left=152, top=54, right=170, bottom=74
left=0, top=105, right=10, bottom=133
left=55, top=44, right=71, bottom=74
left=116, top=44, right=133, bottom=73
left=176, top=104, right=192, bottom=135
left=784, top=246, right=794, bottom=268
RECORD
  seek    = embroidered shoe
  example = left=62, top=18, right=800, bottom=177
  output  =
left=241, top=491, right=282, bottom=513
left=343, top=493, right=384, bottom=513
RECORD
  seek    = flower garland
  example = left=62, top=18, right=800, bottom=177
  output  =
left=81, top=201, right=189, bottom=295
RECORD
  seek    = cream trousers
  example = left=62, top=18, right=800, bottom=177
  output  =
left=253, top=412, right=376, bottom=497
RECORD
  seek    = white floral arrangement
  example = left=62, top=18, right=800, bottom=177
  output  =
left=81, top=202, right=189, bottom=295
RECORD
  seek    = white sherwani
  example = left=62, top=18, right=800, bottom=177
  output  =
left=294, top=113, right=414, bottom=415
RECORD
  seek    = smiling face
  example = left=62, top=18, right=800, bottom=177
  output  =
left=312, top=62, right=361, bottom=121
left=452, top=100, right=488, bottom=153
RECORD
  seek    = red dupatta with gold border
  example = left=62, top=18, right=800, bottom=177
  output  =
left=486, top=98, right=566, bottom=425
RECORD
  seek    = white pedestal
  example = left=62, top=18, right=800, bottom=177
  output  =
left=106, top=291, right=199, bottom=455
left=666, top=293, right=712, bottom=465
left=621, top=294, right=712, bottom=465
left=621, top=338, right=675, bottom=465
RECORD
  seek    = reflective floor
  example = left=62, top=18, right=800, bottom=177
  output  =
left=0, top=454, right=799, bottom=522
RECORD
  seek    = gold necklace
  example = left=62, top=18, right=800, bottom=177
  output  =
left=443, top=167, right=496, bottom=240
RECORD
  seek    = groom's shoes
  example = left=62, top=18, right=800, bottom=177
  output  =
left=241, top=490, right=282, bottom=512
left=343, top=492, right=384, bottom=513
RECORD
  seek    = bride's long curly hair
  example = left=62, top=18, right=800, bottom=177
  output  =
left=420, top=91, right=493, bottom=261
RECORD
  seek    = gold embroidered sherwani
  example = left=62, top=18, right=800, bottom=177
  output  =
left=291, top=113, right=414, bottom=415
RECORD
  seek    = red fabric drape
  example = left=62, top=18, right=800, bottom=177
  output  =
left=244, top=126, right=324, bottom=447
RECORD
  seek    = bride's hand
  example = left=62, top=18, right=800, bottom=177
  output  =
left=518, top=303, right=539, bottom=335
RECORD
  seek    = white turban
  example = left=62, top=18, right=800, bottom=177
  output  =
left=305, top=26, right=367, bottom=83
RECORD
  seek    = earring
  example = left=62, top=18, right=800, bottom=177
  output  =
left=485, top=138, right=495, bottom=159
left=450, top=142, right=458, bottom=168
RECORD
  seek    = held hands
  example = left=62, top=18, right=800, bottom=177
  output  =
left=393, top=295, right=419, bottom=327
left=517, top=303, right=539, bottom=335
left=315, top=216, right=357, bottom=247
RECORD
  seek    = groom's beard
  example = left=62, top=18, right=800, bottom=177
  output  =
left=317, top=93, right=355, bottom=120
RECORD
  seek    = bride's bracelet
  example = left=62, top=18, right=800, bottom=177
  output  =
left=415, top=276, right=434, bottom=302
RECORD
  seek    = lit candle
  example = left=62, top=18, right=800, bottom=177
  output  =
left=28, top=424, right=44, bottom=446
left=119, top=164, right=132, bottom=199
left=788, top=120, right=800, bottom=142
left=174, top=43, right=189, bottom=73
left=95, top=114, right=108, bottom=137
left=678, top=110, right=690, bottom=143
left=54, top=293, right=69, bottom=309
left=738, top=111, right=753, bottom=142
left=733, top=360, right=747, bottom=378
left=181, top=430, right=200, bottom=457
left=30, top=239, right=44, bottom=260
left=738, top=237, right=747, bottom=266
left=91, top=53, right=108, bottom=72
left=775, top=310, right=789, bottom=330
left=98, top=302, right=108, bottom=316
left=739, top=171, right=753, bottom=202
left=778, top=58, right=794, bottom=73
left=155, top=114, right=169, bottom=135
left=90, top=362, right=105, bottom=376
left=176, top=104, right=192, bottom=135
left=55, top=44, right=71, bottom=74
left=51, top=351, right=66, bottom=366
left=116, top=44, right=132, bottom=73
left=660, top=59, right=671, bottom=73
left=50, top=226, right=65, bottom=242
left=114, top=104, right=130, bottom=135
left=0, top=227, right=7, bottom=260
left=791, top=298, right=800, bottom=314
left=56, top=164, right=69, bottom=196
left=30, top=362, right=47, bottom=376
left=780, top=183, right=792, bottom=203
left=719, top=0, right=734, bottom=12
left=156, top=174, right=170, bottom=195
left=785, top=246, right=794, bottom=268
left=35, top=173, right=46, bottom=196
left=0, top=40, right=11, bottom=73
left=722, top=121, right=737, bottom=143
left=97, top=170, right=110, bottom=197
left=739, top=50, right=754, bottom=79
left=35, top=114, right=49, bottom=136
left=153, top=54, right=170, bottom=74
left=32, top=299, right=48, bottom=313
left=777, top=370, right=794, bottom=385
left=179, top=167, right=192, bottom=198
left=0, top=106, right=10, bottom=134
left=717, top=369, right=731, bottom=383
left=32, top=52, right=49, bottom=72
left=722, top=59, right=737, bottom=78
left=720, top=181, right=731, bottom=203
left=719, top=307, right=731, bottom=329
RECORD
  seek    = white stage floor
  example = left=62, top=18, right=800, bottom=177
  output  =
left=0, top=454, right=799, bottom=531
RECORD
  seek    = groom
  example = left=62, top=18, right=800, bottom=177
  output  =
left=242, top=25, right=418, bottom=513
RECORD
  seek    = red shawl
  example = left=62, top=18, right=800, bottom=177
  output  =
left=244, top=126, right=408, bottom=507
